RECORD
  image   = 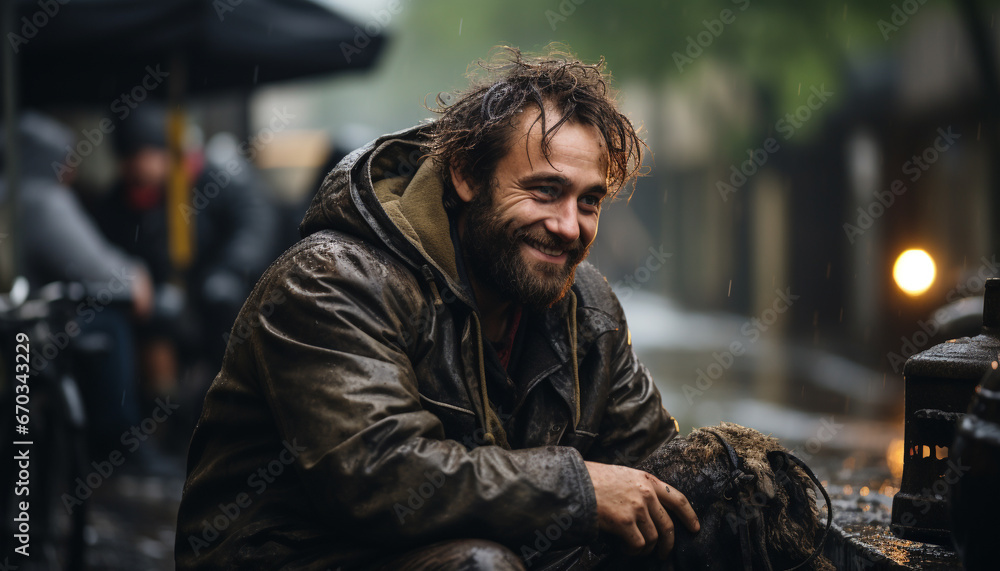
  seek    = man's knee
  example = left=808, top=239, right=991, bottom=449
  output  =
left=458, top=539, right=526, bottom=571
left=381, top=538, right=527, bottom=571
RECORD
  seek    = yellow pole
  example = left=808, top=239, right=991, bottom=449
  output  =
left=166, top=58, right=193, bottom=273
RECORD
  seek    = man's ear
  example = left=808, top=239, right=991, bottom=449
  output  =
left=449, top=164, right=476, bottom=204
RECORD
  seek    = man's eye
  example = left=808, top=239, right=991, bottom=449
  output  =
left=580, top=195, right=601, bottom=207
left=535, top=186, right=558, bottom=196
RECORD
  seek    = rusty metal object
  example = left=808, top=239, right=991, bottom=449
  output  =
left=890, top=279, right=1000, bottom=544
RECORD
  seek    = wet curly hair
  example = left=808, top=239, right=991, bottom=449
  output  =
left=426, top=44, right=646, bottom=205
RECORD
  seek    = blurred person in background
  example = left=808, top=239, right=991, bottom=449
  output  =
left=1, top=110, right=157, bottom=465
left=279, top=124, right=378, bottom=254
left=89, top=103, right=277, bottom=427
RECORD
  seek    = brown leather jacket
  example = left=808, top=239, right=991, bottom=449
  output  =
left=175, top=124, right=678, bottom=569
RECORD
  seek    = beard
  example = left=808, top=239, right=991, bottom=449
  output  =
left=460, top=183, right=590, bottom=311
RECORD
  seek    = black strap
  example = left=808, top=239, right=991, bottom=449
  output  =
left=704, top=430, right=833, bottom=571
left=775, top=451, right=833, bottom=571
left=705, top=430, right=755, bottom=571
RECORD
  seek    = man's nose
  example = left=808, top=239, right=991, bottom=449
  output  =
left=544, top=198, right=581, bottom=244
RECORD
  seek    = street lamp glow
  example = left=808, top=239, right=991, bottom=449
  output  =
left=893, top=249, right=936, bottom=296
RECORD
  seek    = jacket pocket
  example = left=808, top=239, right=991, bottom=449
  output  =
left=561, top=427, right=597, bottom=457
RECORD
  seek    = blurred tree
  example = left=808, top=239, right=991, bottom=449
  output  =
left=401, top=0, right=950, bottom=147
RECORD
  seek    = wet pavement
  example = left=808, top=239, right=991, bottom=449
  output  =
left=84, top=470, right=184, bottom=571
left=817, top=460, right=963, bottom=570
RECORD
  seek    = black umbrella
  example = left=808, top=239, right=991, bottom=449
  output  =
left=13, top=0, right=386, bottom=104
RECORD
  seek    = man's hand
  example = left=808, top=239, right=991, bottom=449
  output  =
left=584, top=461, right=700, bottom=560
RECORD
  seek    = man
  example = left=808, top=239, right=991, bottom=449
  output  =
left=91, top=103, right=277, bottom=399
left=176, top=46, right=699, bottom=570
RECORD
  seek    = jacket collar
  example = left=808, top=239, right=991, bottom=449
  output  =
left=513, top=289, right=620, bottom=427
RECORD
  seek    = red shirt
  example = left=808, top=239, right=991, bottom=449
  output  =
left=494, top=305, right=523, bottom=372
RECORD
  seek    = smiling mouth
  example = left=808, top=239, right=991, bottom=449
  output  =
left=525, top=240, right=568, bottom=261
left=535, top=244, right=564, bottom=257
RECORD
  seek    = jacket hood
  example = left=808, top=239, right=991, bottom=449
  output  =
left=300, top=123, right=465, bottom=297
left=300, top=123, right=524, bottom=448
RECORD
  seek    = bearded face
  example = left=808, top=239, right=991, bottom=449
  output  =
left=450, top=109, right=609, bottom=312
left=461, top=182, right=590, bottom=310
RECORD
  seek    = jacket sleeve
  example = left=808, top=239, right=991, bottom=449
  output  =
left=585, top=294, right=678, bottom=467
left=252, top=241, right=598, bottom=551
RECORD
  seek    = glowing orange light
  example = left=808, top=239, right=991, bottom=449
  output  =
left=893, top=249, right=936, bottom=296
left=887, top=438, right=905, bottom=482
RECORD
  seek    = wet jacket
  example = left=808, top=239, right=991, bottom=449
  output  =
left=175, top=124, right=678, bottom=569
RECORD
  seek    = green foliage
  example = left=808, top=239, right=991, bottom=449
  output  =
left=325, top=0, right=960, bottom=150
left=554, top=1, right=906, bottom=120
